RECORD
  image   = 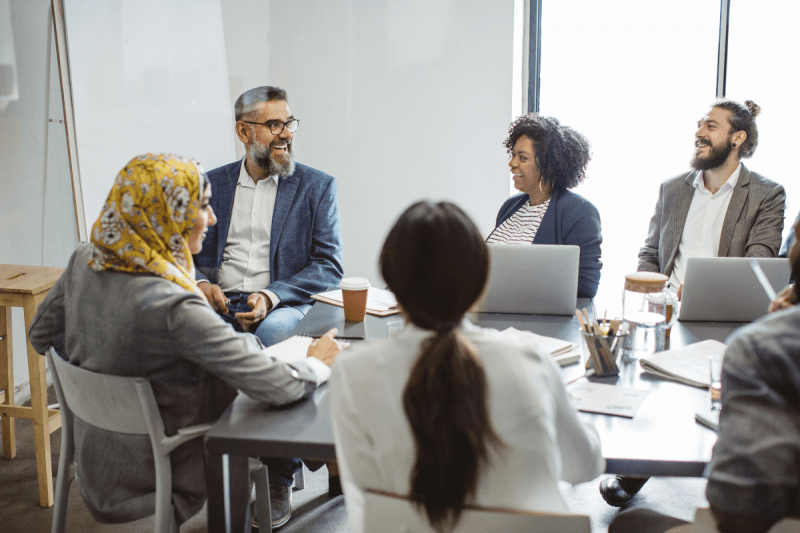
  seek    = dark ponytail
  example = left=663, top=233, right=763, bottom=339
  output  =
left=380, top=201, right=504, bottom=531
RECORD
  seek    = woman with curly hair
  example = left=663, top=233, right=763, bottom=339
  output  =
left=487, top=114, right=602, bottom=298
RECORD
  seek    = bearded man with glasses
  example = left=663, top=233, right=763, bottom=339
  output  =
left=193, top=86, right=343, bottom=528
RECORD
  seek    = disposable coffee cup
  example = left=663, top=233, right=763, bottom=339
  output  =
left=340, top=277, right=370, bottom=322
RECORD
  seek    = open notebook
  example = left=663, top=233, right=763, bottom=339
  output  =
left=639, top=339, right=727, bottom=388
left=312, top=287, right=400, bottom=317
left=501, top=327, right=581, bottom=367
left=261, top=335, right=314, bottom=364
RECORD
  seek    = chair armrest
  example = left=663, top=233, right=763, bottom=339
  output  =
left=176, top=422, right=215, bottom=438
left=161, top=422, right=215, bottom=455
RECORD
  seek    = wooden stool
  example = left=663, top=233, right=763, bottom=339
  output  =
left=0, top=264, right=65, bottom=507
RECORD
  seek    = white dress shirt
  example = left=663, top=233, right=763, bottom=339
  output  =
left=214, top=160, right=280, bottom=308
left=670, top=164, right=742, bottom=288
left=329, top=321, right=605, bottom=533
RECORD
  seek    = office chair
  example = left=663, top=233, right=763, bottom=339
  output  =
left=362, top=489, right=591, bottom=532
left=46, top=347, right=270, bottom=533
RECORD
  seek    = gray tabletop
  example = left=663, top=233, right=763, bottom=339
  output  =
left=204, top=300, right=746, bottom=532
left=206, top=301, right=744, bottom=468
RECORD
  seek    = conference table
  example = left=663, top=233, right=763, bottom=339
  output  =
left=204, top=299, right=745, bottom=533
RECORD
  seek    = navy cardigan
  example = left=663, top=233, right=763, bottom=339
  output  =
left=492, top=188, right=603, bottom=298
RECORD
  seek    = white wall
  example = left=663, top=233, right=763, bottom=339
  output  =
left=0, top=0, right=515, bottom=401
left=64, top=0, right=236, bottom=231
left=1, top=0, right=77, bottom=399
left=222, top=0, right=515, bottom=284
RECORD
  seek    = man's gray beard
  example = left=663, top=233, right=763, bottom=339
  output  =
left=249, top=141, right=296, bottom=177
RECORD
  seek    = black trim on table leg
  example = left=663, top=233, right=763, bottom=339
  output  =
left=206, top=452, right=251, bottom=533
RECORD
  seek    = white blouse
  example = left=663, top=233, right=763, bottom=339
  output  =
left=329, top=321, right=605, bottom=533
left=487, top=199, right=551, bottom=244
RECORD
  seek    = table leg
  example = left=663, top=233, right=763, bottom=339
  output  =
left=0, top=306, right=14, bottom=459
left=206, top=452, right=250, bottom=533
left=24, top=293, right=54, bottom=507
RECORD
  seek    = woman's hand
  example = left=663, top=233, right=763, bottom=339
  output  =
left=307, top=328, right=349, bottom=367
left=769, top=284, right=797, bottom=313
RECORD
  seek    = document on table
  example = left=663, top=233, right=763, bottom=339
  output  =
left=695, top=407, right=720, bottom=432
left=502, top=327, right=581, bottom=367
left=261, top=335, right=313, bottom=364
left=640, top=339, right=726, bottom=389
left=312, top=287, right=401, bottom=316
left=567, top=382, right=649, bottom=418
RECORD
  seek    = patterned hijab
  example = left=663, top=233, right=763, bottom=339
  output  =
left=88, top=153, right=207, bottom=295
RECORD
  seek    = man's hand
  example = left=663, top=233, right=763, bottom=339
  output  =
left=677, top=283, right=684, bottom=302
left=769, top=284, right=797, bottom=313
left=198, top=282, right=228, bottom=313
left=235, top=293, right=269, bottom=332
left=307, top=328, right=349, bottom=367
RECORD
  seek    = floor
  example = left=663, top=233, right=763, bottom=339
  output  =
left=0, top=386, right=708, bottom=532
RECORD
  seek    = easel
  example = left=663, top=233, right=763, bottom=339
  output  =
left=48, top=0, right=87, bottom=243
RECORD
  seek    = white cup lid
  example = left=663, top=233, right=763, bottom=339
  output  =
left=340, top=277, right=370, bottom=290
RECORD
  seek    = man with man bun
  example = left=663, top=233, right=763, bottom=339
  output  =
left=601, top=99, right=786, bottom=507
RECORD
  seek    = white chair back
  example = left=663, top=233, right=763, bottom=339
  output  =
left=48, top=348, right=152, bottom=434
left=363, top=490, right=591, bottom=533
left=46, top=347, right=201, bottom=533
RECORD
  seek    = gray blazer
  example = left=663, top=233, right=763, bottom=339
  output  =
left=28, top=244, right=320, bottom=524
left=638, top=164, right=786, bottom=276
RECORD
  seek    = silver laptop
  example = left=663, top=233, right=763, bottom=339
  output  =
left=477, top=244, right=579, bottom=315
left=678, top=257, right=790, bottom=322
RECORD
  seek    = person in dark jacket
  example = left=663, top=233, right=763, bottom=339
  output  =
left=487, top=113, right=602, bottom=298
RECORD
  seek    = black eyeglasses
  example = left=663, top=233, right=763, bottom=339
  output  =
left=240, top=118, right=299, bottom=135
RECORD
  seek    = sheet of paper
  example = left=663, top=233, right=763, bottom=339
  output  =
left=553, top=345, right=581, bottom=367
left=315, top=287, right=398, bottom=312
left=567, top=382, right=649, bottom=418
left=261, top=335, right=313, bottom=364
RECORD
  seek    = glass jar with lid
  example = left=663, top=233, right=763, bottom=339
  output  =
left=621, top=272, right=677, bottom=359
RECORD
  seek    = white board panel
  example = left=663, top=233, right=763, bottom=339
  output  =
left=223, top=0, right=515, bottom=285
left=64, top=0, right=235, bottom=232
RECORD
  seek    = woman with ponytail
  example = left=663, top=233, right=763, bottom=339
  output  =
left=330, top=201, right=604, bottom=532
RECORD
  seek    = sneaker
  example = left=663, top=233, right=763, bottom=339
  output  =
left=253, top=482, right=292, bottom=530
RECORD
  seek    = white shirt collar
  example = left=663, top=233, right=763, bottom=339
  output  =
left=693, top=162, right=741, bottom=195
left=238, top=158, right=279, bottom=188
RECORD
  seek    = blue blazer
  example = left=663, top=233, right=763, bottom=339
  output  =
left=194, top=160, right=344, bottom=308
left=493, top=188, right=603, bottom=298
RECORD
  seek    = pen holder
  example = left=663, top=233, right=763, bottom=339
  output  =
left=582, top=330, right=625, bottom=377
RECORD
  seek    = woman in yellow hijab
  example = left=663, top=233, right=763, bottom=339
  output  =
left=29, top=154, right=340, bottom=526
left=87, top=153, right=207, bottom=296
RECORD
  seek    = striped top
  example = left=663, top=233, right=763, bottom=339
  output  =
left=487, top=199, right=551, bottom=244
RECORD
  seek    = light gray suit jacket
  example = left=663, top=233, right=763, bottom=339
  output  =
left=638, top=164, right=786, bottom=276
left=28, top=244, right=320, bottom=524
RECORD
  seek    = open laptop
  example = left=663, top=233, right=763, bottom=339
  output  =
left=476, top=244, right=579, bottom=315
left=678, top=257, right=790, bottom=322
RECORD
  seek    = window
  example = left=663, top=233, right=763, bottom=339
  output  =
left=726, top=0, right=800, bottom=237
left=536, top=0, right=720, bottom=311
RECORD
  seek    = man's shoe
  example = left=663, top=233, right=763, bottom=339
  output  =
left=252, top=482, right=292, bottom=529
left=599, top=476, right=646, bottom=507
